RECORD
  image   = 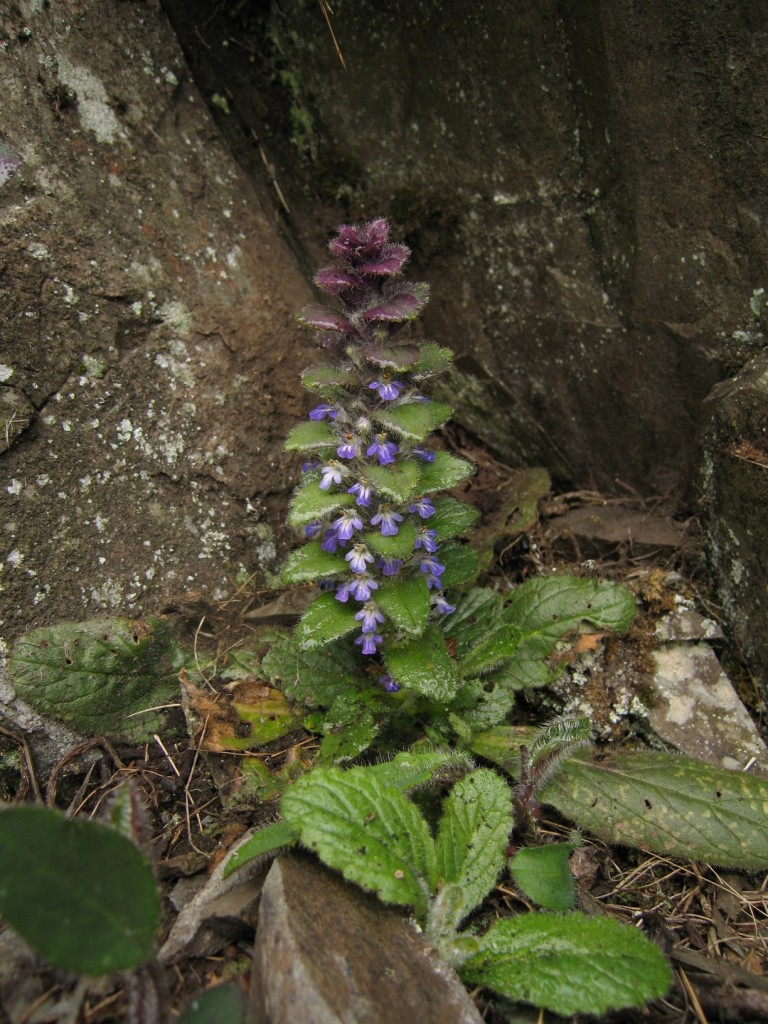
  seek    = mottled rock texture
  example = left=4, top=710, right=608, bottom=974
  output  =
left=0, top=0, right=314, bottom=639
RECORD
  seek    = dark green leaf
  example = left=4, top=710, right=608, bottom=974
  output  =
left=410, top=342, right=454, bottom=379
left=509, top=844, right=575, bottom=910
left=280, top=542, right=347, bottom=584
left=374, top=401, right=453, bottom=441
left=384, top=626, right=459, bottom=702
left=461, top=913, right=671, bottom=1017
left=430, top=496, right=479, bottom=541
left=440, top=543, right=482, bottom=588
left=295, top=593, right=359, bottom=650
left=417, top=451, right=474, bottom=493
left=364, top=750, right=474, bottom=791
left=177, top=984, right=246, bottom=1024
left=262, top=633, right=365, bottom=707
left=284, top=420, right=337, bottom=452
left=223, top=821, right=298, bottom=877
left=440, top=588, right=506, bottom=657
left=377, top=575, right=431, bottom=636
left=0, top=806, right=160, bottom=975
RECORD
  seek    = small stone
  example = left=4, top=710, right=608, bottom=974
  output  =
left=250, top=854, right=484, bottom=1024
left=654, top=608, right=724, bottom=643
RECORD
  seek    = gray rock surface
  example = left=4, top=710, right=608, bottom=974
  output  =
left=250, top=854, right=483, bottom=1024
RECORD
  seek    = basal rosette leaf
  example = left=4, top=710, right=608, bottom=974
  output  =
left=318, top=706, right=379, bottom=764
left=435, top=769, right=513, bottom=929
left=508, top=843, right=576, bottom=910
left=456, top=624, right=523, bottom=678
left=430, top=496, right=479, bottom=540
left=280, top=541, right=349, bottom=584
left=376, top=575, right=431, bottom=636
left=384, top=626, right=459, bottom=702
left=461, top=913, right=671, bottom=1017
left=223, top=821, right=298, bottom=878
left=287, top=481, right=355, bottom=528
left=364, top=460, right=421, bottom=503
left=284, top=420, right=338, bottom=452
left=363, top=749, right=474, bottom=791
left=281, top=766, right=437, bottom=919
left=374, top=401, right=453, bottom=441
left=261, top=633, right=366, bottom=707
left=439, top=588, right=506, bottom=656
left=439, top=542, right=482, bottom=588
left=295, top=593, right=359, bottom=650
left=417, top=451, right=474, bottom=493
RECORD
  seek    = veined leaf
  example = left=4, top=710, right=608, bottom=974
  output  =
left=417, top=451, right=474, bottom=492
left=295, top=593, right=359, bottom=650
left=364, top=460, right=421, bottom=502
left=301, top=364, right=355, bottom=391
left=280, top=542, right=347, bottom=584
left=262, top=633, right=367, bottom=707
left=440, top=588, right=506, bottom=656
left=384, top=626, right=459, bottom=702
left=411, top=342, right=454, bottom=379
left=284, top=420, right=337, bottom=452
left=509, top=843, right=576, bottom=910
left=223, top=821, right=298, bottom=877
left=287, top=481, right=355, bottom=528
left=374, top=401, right=453, bottom=441
left=440, top=542, right=482, bottom=588
left=461, top=913, right=671, bottom=1017
left=376, top=575, right=431, bottom=636
left=319, top=708, right=379, bottom=764
left=364, top=750, right=474, bottom=791
left=456, top=623, right=523, bottom=678
left=435, top=770, right=513, bottom=929
left=364, top=521, right=416, bottom=559
left=430, top=496, right=479, bottom=541
left=281, top=767, right=437, bottom=919
left=0, top=806, right=160, bottom=975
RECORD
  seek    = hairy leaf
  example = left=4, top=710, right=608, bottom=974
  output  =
left=385, top=626, right=459, bottom=702
left=300, top=364, right=355, bottom=392
left=410, top=342, right=455, bottom=379
left=417, top=451, right=474, bottom=492
left=280, top=542, right=348, bottom=584
left=0, top=806, right=160, bottom=975
left=281, top=767, right=437, bottom=918
left=298, top=304, right=356, bottom=333
left=287, top=482, right=355, bottom=528
left=440, top=542, right=482, bottom=588
left=461, top=913, right=671, bottom=1017
left=364, top=749, right=474, bottom=791
left=223, top=821, right=298, bottom=877
left=374, top=401, right=453, bottom=441
left=295, top=593, right=359, bottom=650
left=262, top=633, right=365, bottom=707
left=509, top=843, right=575, bottom=910
left=376, top=575, right=431, bottom=636
left=284, top=420, right=337, bottom=452
left=364, top=460, right=421, bottom=502
left=435, top=770, right=513, bottom=928
left=364, top=520, right=416, bottom=559
left=430, top=496, right=480, bottom=540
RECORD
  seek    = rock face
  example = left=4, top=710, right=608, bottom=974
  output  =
left=699, top=352, right=768, bottom=701
left=251, top=854, right=483, bottom=1024
left=163, top=0, right=767, bottom=495
left=0, top=0, right=314, bottom=640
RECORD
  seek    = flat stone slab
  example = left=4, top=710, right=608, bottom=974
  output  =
left=250, top=854, right=483, bottom=1024
left=547, top=505, right=688, bottom=558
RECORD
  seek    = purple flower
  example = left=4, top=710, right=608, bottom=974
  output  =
left=377, top=557, right=403, bottom=577
left=321, top=528, right=340, bottom=553
left=433, top=593, right=456, bottom=615
left=413, top=447, right=436, bottom=462
left=319, top=462, right=344, bottom=491
left=369, top=379, right=404, bottom=401
left=301, top=458, right=320, bottom=473
left=355, top=602, right=386, bottom=633
left=348, top=479, right=373, bottom=507
left=337, top=434, right=361, bottom=460
left=380, top=674, right=401, bottom=693
left=367, top=435, right=399, bottom=465
left=335, top=579, right=353, bottom=602
left=355, top=632, right=383, bottom=655
left=333, top=509, right=364, bottom=541
left=409, top=496, right=435, bottom=519
left=309, top=404, right=337, bottom=421
left=345, top=544, right=374, bottom=573
left=370, top=505, right=404, bottom=536
left=414, top=528, right=438, bottom=553
left=349, top=575, right=379, bottom=601
left=305, top=521, right=323, bottom=539
left=419, top=556, right=445, bottom=578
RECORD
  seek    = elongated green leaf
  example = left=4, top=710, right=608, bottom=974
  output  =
left=9, top=617, right=180, bottom=742
left=364, top=521, right=416, bottom=559
left=301, top=364, right=355, bottom=391
left=364, top=750, right=474, bottom=791
left=430, top=496, right=479, bottom=540
left=461, top=913, right=671, bottom=1017
left=374, top=401, right=453, bottom=441
left=280, top=542, right=347, bottom=584
left=287, top=481, right=355, bottom=528
left=385, top=626, right=459, bottom=702
left=284, top=420, right=337, bottom=452
left=281, top=767, right=437, bottom=918
left=364, top=461, right=421, bottom=502
left=417, top=451, right=474, bottom=493
left=509, top=844, right=575, bottom=910
left=439, top=543, right=482, bottom=588
left=295, top=593, right=359, bottom=650
left=0, top=806, right=160, bottom=975
left=376, top=575, right=430, bottom=636
left=223, top=821, right=298, bottom=877
left=435, top=769, right=513, bottom=928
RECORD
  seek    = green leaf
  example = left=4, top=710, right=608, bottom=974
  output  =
left=295, top=593, right=359, bottom=650
left=178, top=984, right=246, bottom=1024
left=411, top=342, right=454, bottom=378
left=461, top=913, right=671, bottom=1017
left=376, top=575, right=431, bottom=636
left=440, top=588, right=506, bottom=657
left=9, top=617, right=180, bottom=742
left=430, top=496, right=479, bottom=540
left=374, top=401, right=453, bottom=441
left=287, top=480, right=355, bottom=528
left=435, top=769, right=513, bottom=928
left=280, top=542, right=347, bottom=584
left=509, top=844, right=575, bottom=910
left=301, top=364, right=355, bottom=392
left=223, top=821, right=298, bottom=877
left=456, top=623, right=523, bottom=678
left=385, top=626, right=459, bottom=702
left=364, top=521, right=416, bottom=559
left=364, top=460, right=421, bottom=502
left=439, top=543, right=482, bottom=588
left=364, top=749, right=474, bottom=791
left=262, top=633, right=365, bottom=707
left=417, top=451, right=474, bottom=493
left=284, top=420, right=337, bottom=452
left=0, top=806, right=160, bottom=975
left=281, top=766, right=437, bottom=919
left=541, top=749, right=768, bottom=869
left=318, top=694, right=381, bottom=763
